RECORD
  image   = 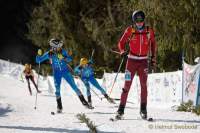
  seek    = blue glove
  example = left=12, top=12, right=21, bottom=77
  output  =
left=74, top=66, right=82, bottom=76
left=88, top=59, right=94, bottom=64
left=36, top=55, right=41, bottom=63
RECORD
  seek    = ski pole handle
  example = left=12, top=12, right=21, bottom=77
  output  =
left=89, top=49, right=95, bottom=62
left=91, top=49, right=95, bottom=59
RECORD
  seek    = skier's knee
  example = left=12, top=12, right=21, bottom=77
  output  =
left=74, top=88, right=81, bottom=96
left=86, top=91, right=91, bottom=96
left=55, top=91, right=61, bottom=97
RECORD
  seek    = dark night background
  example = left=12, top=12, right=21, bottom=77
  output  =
left=0, top=0, right=39, bottom=65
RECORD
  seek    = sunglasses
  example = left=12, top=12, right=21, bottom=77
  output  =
left=135, top=18, right=144, bottom=23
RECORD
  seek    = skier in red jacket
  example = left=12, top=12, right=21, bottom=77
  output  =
left=115, top=10, right=157, bottom=120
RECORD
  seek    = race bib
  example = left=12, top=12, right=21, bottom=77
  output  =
left=125, top=70, right=131, bottom=81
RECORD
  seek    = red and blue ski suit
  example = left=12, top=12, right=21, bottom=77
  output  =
left=36, top=49, right=82, bottom=97
left=118, top=26, right=157, bottom=106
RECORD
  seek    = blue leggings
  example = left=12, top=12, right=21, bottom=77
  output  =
left=82, top=77, right=106, bottom=96
left=54, top=70, right=81, bottom=97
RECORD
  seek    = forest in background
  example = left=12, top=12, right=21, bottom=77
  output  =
left=4, top=0, right=199, bottom=77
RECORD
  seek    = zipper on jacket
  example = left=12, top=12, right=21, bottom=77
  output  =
left=56, top=54, right=62, bottom=71
left=139, top=32, right=142, bottom=56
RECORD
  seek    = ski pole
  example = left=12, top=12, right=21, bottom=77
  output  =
left=90, top=88, right=103, bottom=101
left=109, top=56, right=125, bottom=96
left=20, top=73, right=24, bottom=82
left=90, top=49, right=95, bottom=59
left=67, top=64, right=74, bottom=75
left=89, top=49, right=103, bottom=100
left=76, top=75, right=103, bottom=101
left=34, top=62, right=41, bottom=110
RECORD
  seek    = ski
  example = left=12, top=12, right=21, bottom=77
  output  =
left=109, top=114, right=124, bottom=122
left=87, top=105, right=94, bottom=109
left=147, top=117, right=153, bottom=122
left=109, top=117, right=124, bottom=122
left=51, top=111, right=56, bottom=115
left=50, top=111, right=64, bottom=115
left=139, top=117, right=154, bottom=122
left=113, top=98, right=134, bottom=105
left=83, top=104, right=94, bottom=109
left=109, top=116, right=153, bottom=122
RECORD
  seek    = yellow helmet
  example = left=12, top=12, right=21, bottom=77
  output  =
left=38, top=49, right=42, bottom=56
left=25, top=64, right=31, bottom=69
left=80, top=58, right=88, bottom=66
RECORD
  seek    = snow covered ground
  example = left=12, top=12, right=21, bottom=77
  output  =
left=0, top=73, right=200, bottom=133
left=0, top=75, right=200, bottom=133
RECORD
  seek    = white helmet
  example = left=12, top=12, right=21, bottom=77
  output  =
left=49, top=38, right=63, bottom=48
left=194, top=57, right=200, bottom=64
left=132, top=10, right=145, bottom=23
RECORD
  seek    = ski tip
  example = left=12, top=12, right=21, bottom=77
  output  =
left=88, top=107, right=94, bottom=109
left=109, top=118, right=115, bottom=121
left=51, top=112, right=55, bottom=115
left=147, top=117, right=153, bottom=122
left=85, top=105, right=94, bottom=109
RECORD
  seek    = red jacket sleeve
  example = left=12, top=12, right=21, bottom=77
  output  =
left=149, top=29, right=157, bottom=58
left=118, top=26, right=133, bottom=53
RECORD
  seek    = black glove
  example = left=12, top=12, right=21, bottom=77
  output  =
left=120, top=51, right=129, bottom=58
left=150, top=56, right=156, bottom=71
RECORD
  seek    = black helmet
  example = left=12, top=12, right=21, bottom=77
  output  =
left=49, top=38, right=63, bottom=48
left=132, top=10, right=145, bottom=22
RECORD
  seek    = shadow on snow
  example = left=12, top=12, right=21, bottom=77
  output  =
left=0, top=125, right=121, bottom=133
left=0, top=104, right=13, bottom=117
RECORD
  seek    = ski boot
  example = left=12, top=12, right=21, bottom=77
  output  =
left=104, top=94, right=115, bottom=104
left=115, top=113, right=124, bottom=120
left=88, top=102, right=94, bottom=109
left=78, top=95, right=92, bottom=109
left=140, top=103, right=147, bottom=119
left=56, top=96, right=63, bottom=113
left=88, top=95, right=94, bottom=109
left=57, top=108, right=62, bottom=113
left=115, top=104, right=125, bottom=120
left=37, top=90, right=42, bottom=93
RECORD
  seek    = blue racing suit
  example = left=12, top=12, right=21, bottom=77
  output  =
left=74, top=63, right=106, bottom=96
left=36, top=49, right=82, bottom=97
